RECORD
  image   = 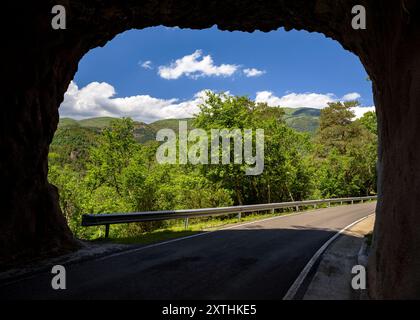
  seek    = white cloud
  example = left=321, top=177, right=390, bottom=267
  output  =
left=158, top=50, right=239, bottom=80
left=342, top=92, right=361, bottom=101
left=140, top=60, right=153, bottom=70
left=243, top=68, right=265, bottom=77
left=61, top=82, right=375, bottom=123
left=341, top=92, right=375, bottom=119
left=351, top=106, right=376, bottom=119
left=255, top=90, right=375, bottom=118
left=255, top=91, right=336, bottom=109
left=60, top=81, right=207, bottom=123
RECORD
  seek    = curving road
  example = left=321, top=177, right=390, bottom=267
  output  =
left=0, top=202, right=375, bottom=300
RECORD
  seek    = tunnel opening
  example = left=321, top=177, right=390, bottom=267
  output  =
left=50, top=26, right=376, bottom=241
left=3, top=1, right=420, bottom=299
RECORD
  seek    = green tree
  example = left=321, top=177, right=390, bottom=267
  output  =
left=316, top=101, right=359, bottom=155
left=358, top=111, right=377, bottom=135
left=194, top=92, right=314, bottom=204
left=84, top=118, right=139, bottom=195
left=314, top=103, right=377, bottom=196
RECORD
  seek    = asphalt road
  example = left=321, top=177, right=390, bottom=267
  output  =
left=0, top=202, right=375, bottom=300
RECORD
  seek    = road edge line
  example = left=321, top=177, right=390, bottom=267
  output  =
left=282, top=212, right=375, bottom=300
left=95, top=204, right=372, bottom=262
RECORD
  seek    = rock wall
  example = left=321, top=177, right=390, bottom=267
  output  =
left=2, top=0, right=420, bottom=298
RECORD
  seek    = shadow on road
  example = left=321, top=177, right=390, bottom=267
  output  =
left=0, top=227, right=363, bottom=300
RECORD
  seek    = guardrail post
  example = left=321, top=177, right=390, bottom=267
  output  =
left=340, top=201, right=343, bottom=205
left=361, top=199, right=364, bottom=203
left=327, top=202, right=331, bottom=208
left=295, top=206, right=299, bottom=212
left=314, top=204, right=317, bottom=209
left=184, top=217, right=189, bottom=230
left=270, top=208, right=275, bottom=214
left=238, top=212, right=242, bottom=221
left=351, top=200, right=354, bottom=205
left=105, top=224, right=110, bottom=239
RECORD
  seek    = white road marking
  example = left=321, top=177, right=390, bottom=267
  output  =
left=282, top=212, right=375, bottom=300
left=95, top=205, right=350, bottom=262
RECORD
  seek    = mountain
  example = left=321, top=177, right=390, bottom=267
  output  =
left=149, top=118, right=194, bottom=133
left=282, top=107, right=320, bottom=133
left=58, top=117, right=118, bottom=129
left=58, top=117, right=157, bottom=143
left=59, top=117, right=80, bottom=127
left=57, top=107, right=320, bottom=144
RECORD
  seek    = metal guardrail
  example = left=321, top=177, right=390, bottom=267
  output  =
left=81, top=196, right=377, bottom=238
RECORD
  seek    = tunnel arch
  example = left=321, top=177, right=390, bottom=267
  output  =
left=3, top=1, right=420, bottom=299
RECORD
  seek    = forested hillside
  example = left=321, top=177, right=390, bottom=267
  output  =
left=58, top=107, right=319, bottom=141
left=50, top=93, right=377, bottom=239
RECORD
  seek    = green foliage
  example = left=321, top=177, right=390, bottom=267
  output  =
left=58, top=116, right=196, bottom=144
left=49, top=126, right=99, bottom=170
left=49, top=94, right=378, bottom=241
left=358, top=111, right=377, bottom=135
left=49, top=115, right=233, bottom=239
left=316, top=101, right=359, bottom=155
left=194, top=92, right=315, bottom=204
left=313, top=101, right=377, bottom=197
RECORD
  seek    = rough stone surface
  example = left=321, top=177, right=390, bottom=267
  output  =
left=2, top=1, right=420, bottom=298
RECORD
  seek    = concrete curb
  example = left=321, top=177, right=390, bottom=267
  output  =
left=293, top=214, right=375, bottom=300
left=283, top=213, right=374, bottom=300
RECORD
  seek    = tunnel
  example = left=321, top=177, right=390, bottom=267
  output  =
left=2, top=0, right=420, bottom=299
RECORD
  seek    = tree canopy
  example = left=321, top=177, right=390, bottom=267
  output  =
left=48, top=93, right=377, bottom=240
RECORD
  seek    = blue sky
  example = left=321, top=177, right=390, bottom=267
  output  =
left=60, top=26, right=374, bottom=123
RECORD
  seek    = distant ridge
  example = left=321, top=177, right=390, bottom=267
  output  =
left=282, top=107, right=320, bottom=133
left=58, top=117, right=196, bottom=143
left=58, top=107, right=320, bottom=143
left=59, top=117, right=120, bottom=129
